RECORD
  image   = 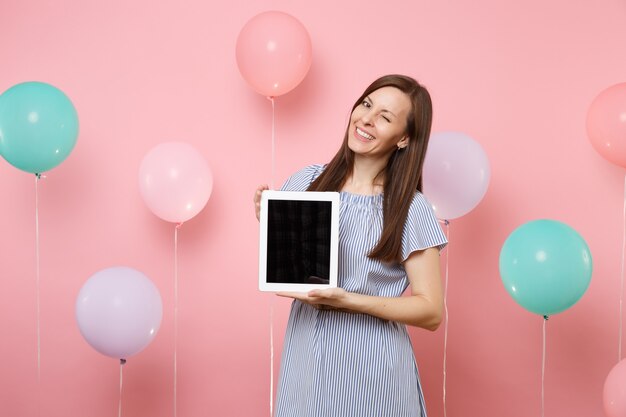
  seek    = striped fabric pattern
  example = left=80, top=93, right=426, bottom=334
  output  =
left=275, top=164, right=448, bottom=417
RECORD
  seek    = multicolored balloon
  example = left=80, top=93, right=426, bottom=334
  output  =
left=587, top=82, right=626, bottom=168
left=0, top=81, right=78, bottom=173
left=75, top=267, right=162, bottom=359
left=422, top=131, right=490, bottom=220
left=236, top=11, right=312, bottom=97
left=499, top=219, right=592, bottom=316
left=604, top=359, right=626, bottom=417
left=138, top=142, right=213, bottom=224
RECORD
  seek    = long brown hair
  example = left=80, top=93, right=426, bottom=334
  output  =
left=308, top=74, right=433, bottom=263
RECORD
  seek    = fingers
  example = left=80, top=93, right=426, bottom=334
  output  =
left=308, top=288, right=341, bottom=299
left=276, top=292, right=347, bottom=312
left=277, top=291, right=308, bottom=300
left=254, top=184, right=269, bottom=221
left=253, top=184, right=269, bottom=203
left=278, top=293, right=330, bottom=310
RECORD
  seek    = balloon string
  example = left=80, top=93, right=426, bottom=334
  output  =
left=268, top=96, right=276, bottom=190
left=440, top=219, right=450, bottom=417
left=270, top=299, right=275, bottom=417
left=35, top=174, right=41, bottom=415
left=267, top=95, right=276, bottom=417
left=174, top=223, right=181, bottom=417
left=542, top=316, right=548, bottom=417
left=119, top=359, right=126, bottom=417
left=617, top=172, right=626, bottom=362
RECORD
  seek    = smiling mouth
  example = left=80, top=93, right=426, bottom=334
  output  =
left=356, top=127, right=375, bottom=141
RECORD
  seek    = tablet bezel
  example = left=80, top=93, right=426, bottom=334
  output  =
left=258, top=190, right=340, bottom=292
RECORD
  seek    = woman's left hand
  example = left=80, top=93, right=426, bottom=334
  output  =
left=275, top=248, right=445, bottom=329
left=277, top=288, right=352, bottom=312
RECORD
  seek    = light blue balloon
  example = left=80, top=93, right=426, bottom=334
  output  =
left=499, top=219, right=592, bottom=316
left=0, top=81, right=78, bottom=174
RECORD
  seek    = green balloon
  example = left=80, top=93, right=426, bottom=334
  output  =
left=499, top=219, right=592, bottom=316
left=0, top=81, right=78, bottom=173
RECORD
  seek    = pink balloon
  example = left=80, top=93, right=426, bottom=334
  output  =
left=604, top=359, right=626, bottom=417
left=422, top=131, right=491, bottom=220
left=138, top=142, right=213, bottom=223
left=75, top=267, right=162, bottom=359
left=587, top=82, right=626, bottom=168
left=236, top=11, right=312, bottom=97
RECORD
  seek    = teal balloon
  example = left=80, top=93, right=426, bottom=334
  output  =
left=499, top=219, right=592, bottom=316
left=0, top=81, right=78, bottom=173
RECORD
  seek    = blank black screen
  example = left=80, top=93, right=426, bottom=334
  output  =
left=266, top=200, right=332, bottom=284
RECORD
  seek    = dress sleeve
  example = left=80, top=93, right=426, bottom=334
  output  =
left=401, top=192, right=448, bottom=261
left=279, top=164, right=325, bottom=191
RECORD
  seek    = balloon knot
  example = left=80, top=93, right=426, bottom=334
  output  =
left=176, top=222, right=183, bottom=229
left=120, top=358, right=127, bottom=365
left=543, top=315, right=549, bottom=321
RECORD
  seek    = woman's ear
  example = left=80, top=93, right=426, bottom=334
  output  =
left=397, top=135, right=409, bottom=150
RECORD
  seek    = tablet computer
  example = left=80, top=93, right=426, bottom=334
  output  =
left=259, top=190, right=340, bottom=292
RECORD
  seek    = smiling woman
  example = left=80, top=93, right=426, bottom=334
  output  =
left=348, top=86, right=411, bottom=158
left=253, top=74, right=447, bottom=417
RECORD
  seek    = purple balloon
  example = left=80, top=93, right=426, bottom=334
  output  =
left=75, top=267, right=163, bottom=359
left=422, top=131, right=491, bottom=220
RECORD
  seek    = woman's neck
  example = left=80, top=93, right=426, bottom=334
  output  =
left=343, top=157, right=387, bottom=195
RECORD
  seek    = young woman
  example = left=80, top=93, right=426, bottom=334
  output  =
left=254, top=74, right=447, bottom=417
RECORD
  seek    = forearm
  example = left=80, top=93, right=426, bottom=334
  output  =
left=343, top=292, right=443, bottom=331
left=279, top=249, right=445, bottom=330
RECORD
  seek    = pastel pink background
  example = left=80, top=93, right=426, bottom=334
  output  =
left=1, top=1, right=626, bottom=416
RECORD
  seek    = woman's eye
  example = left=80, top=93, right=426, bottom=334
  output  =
left=362, top=100, right=371, bottom=108
left=382, top=116, right=391, bottom=122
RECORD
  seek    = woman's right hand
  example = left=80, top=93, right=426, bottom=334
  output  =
left=253, top=184, right=269, bottom=221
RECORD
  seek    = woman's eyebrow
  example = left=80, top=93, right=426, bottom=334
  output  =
left=366, top=96, right=397, bottom=117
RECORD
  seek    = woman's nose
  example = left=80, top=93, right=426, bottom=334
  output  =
left=361, top=111, right=374, bottom=125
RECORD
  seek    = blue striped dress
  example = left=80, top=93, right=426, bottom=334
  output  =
left=275, top=164, right=448, bottom=417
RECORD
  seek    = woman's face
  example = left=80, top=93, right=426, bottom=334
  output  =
left=348, top=86, right=411, bottom=160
